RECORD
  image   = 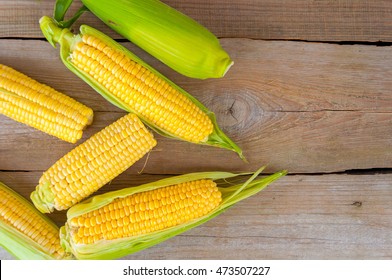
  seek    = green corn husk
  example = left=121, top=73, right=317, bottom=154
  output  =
left=54, top=0, right=233, bottom=79
left=39, top=16, right=244, bottom=160
left=0, top=182, right=72, bottom=260
left=60, top=167, right=286, bottom=260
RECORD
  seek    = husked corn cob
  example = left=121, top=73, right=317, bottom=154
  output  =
left=0, top=63, right=93, bottom=143
left=71, top=34, right=213, bottom=143
left=0, top=182, right=70, bottom=259
left=40, top=16, right=245, bottom=160
left=60, top=168, right=287, bottom=259
left=31, top=113, right=157, bottom=213
left=69, top=179, right=221, bottom=245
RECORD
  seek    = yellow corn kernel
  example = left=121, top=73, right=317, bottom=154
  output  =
left=0, top=182, right=67, bottom=259
left=0, top=64, right=93, bottom=143
left=68, top=179, right=221, bottom=245
left=31, top=113, right=157, bottom=213
left=71, top=35, right=213, bottom=143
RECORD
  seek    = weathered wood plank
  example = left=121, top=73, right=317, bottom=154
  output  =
left=1, top=39, right=391, bottom=173
left=2, top=110, right=392, bottom=174
left=0, top=172, right=391, bottom=259
left=1, top=0, right=392, bottom=42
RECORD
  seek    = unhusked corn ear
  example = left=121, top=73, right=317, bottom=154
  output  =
left=82, top=0, right=233, bottom=79
left=40, top=17, right=245, bottom=160
left=54, top=0, right=233, bottom=79
left=68, top=179, right=221, bottom=245
left=0, top=63, right=93, bottom=143
left=0, top=182, right=70, bottom=259
left=71, top=34, right=214, bottom=143
left=31, top=113, right=157, bottom=213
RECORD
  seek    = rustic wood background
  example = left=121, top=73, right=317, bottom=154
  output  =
left=1, top=0, right=391, bottom=259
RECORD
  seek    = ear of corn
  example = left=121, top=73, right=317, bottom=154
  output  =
left=0, top=182, right=71, bottom=259
left=39, top=16, right=244, bottom=160
left=54, top=0, right=233, bottom=79
left=0, top=63, right=93, bottom=143
left=30, top=113, right=157, bottom=213
left=60, top=167, right=287, bottom=259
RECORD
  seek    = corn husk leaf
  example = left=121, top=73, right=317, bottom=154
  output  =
left=54, top=0, right=88, bottom=28
left=39, top=16, right=245, bottom=160
left=81, top=0, right=233, bottom=79
left=55, top=0, right=233, bottom=79
left=54, top=0, right=74, bottom=22
left=0, top=182, right=68, bottom=260
left=60, top=167, right=287, bottom=259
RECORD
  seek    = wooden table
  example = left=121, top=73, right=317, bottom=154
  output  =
left=1, top=0, right=391, bottom=259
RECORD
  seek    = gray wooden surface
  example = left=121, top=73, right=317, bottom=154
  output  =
left=1, top=0, right=391, bottom=259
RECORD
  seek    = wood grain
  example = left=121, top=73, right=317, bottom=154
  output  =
left=0, top=172, right=391, bottom=259
left=1, top=0, right=392, bottom=261
left=1, top=39, right=391, bottom=173
left=1, top=0, right=392, bottom=42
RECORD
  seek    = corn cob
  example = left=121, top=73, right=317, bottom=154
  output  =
left=0, top=182, right=71, bottom=259
left=40, top=16, right=244, bottom=160
left=0, top=63, right=93, bottom=143
left=69, top=180, right=221, bottom=245
left=54, top=0, right=233, bottom=79
left=31, top=113, right=157, bottom=213
left=60, top=167, right=287, bottom=259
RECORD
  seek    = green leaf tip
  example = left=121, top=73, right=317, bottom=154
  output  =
left=54, top=0, right=74, bottom=22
